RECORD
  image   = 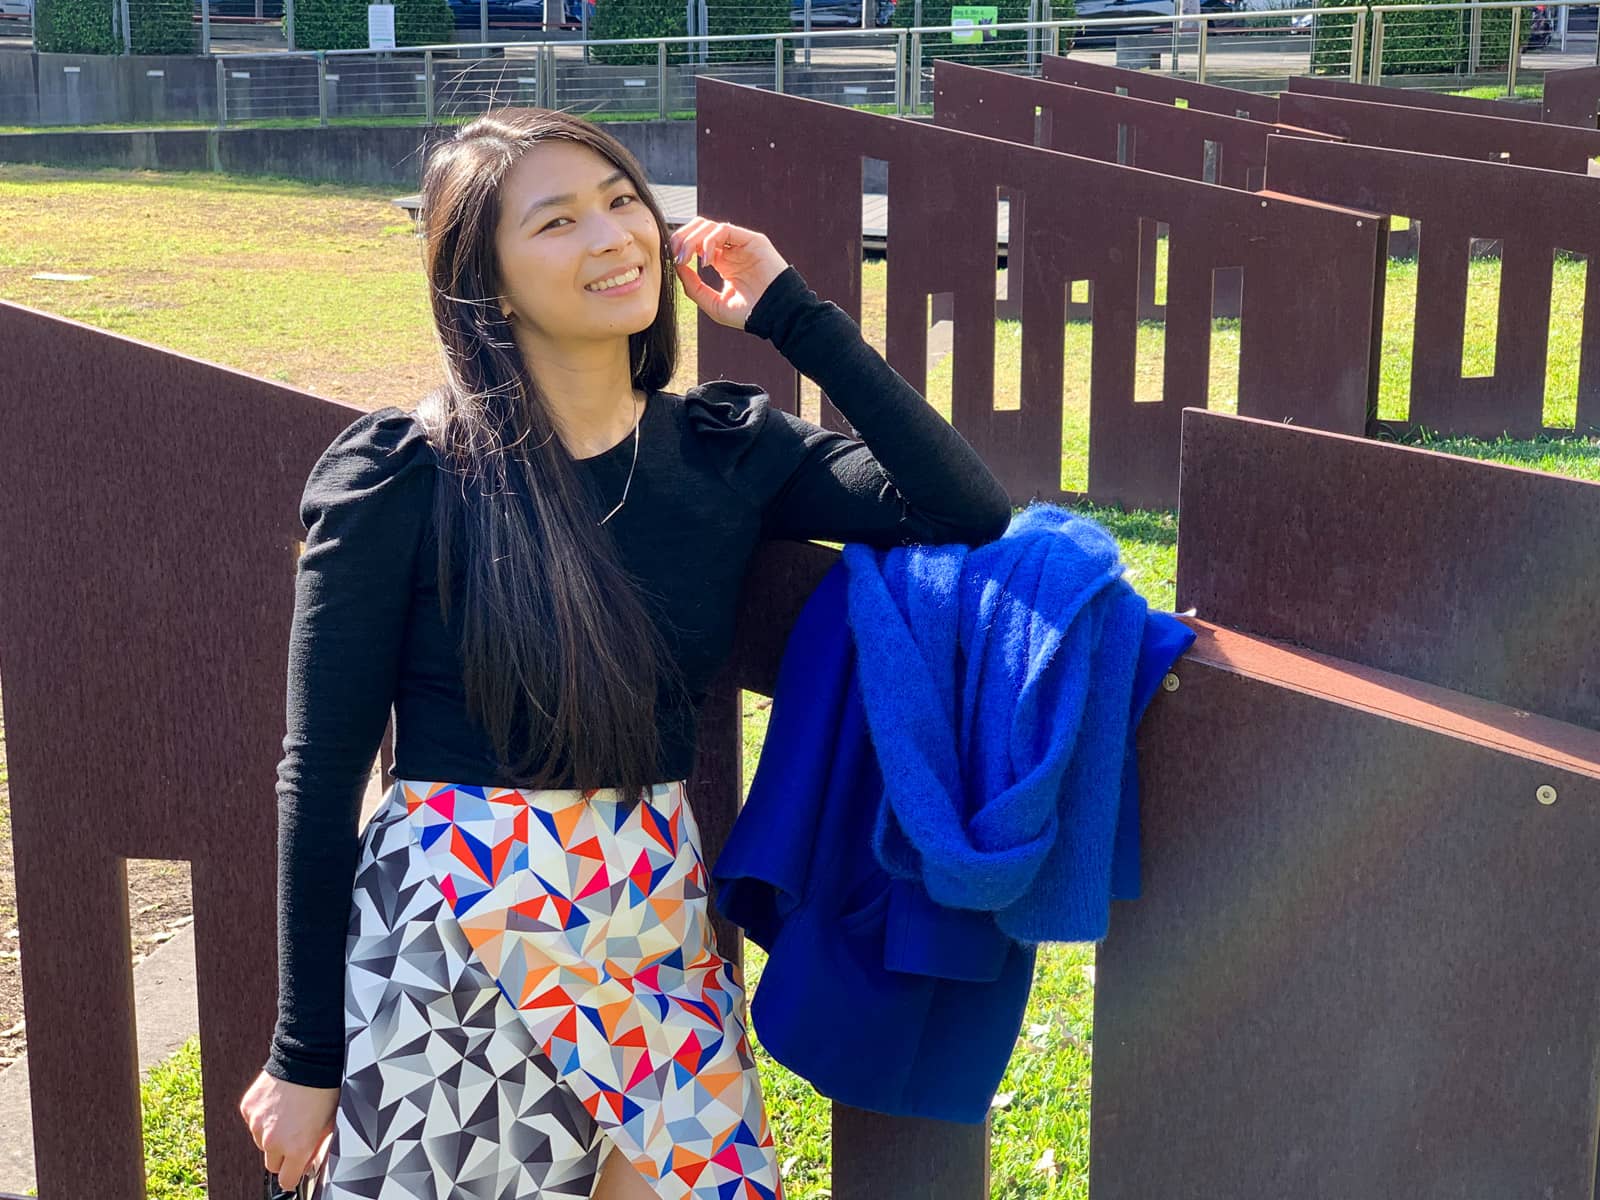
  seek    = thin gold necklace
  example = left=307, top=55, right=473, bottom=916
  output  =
left=597, top=394, right=644, bottom=527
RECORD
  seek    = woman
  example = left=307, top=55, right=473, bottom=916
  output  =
left=239, top=106, right=1011, bottom=1200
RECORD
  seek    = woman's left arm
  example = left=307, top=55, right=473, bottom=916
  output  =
left=672, top=219, right=1014, bottom=548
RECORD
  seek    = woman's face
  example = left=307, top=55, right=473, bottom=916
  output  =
left=493, top=140, right=662, bottom=348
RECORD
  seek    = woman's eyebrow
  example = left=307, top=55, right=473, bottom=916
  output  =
left=520, top=170, right=630, bottom=226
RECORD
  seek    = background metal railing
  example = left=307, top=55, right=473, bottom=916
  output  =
left=1362, top=0, right=1597, bottom=95
left=7, top=0, right=1593, bottom=127
left=207, top=13, right=1370, bottom=127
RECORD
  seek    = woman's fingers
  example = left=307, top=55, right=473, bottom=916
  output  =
left=673, top=258, right=716, bottom=306
left=670, top=217, right=710, bottom=263
left=670, top=216, right=785, bottom=330
left=670, top=216, right=763, bottom=271
left=694, top=222, right=736, bottom=268
left=273, top=1150, right=310, bottom=1192
left=674, top=258, right=745, bottom=328
left=695, top=221, right=734, bottom=265
left=239, top=1071, right=339, bottom=1194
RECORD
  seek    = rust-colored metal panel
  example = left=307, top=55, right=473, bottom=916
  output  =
left=932, top=63, right=1352, bottom=320
left=0, top=302, right=358, bottom=1198
left=1544, top=65, right=1600, bottom=129
left=1277, top=90, right=1600, bottom=173
left=1094, top=621, right=1600, bottom=1200
left=727, top=540, right=840, bottom=698
left=0, top=306, right=958, bottom=1198
left=702, top=542, right=992, bottom=1200
left=695, top=78, right=1380, bottom=510
left=937, top=62, right=1338, bottom=188
left=688, top=672, right=748, bottom=967
left=694, top=538, right=836, bottom=964
left=1038, top=54, right=1282, bottom=121
left=1264, top=134, right=1600, bottom=438
left=1286, top=72, right=1540, bottom=119
left=1175, top=410, right=1600, bottom=729
left=832, top=1103, right=991, bottom=1200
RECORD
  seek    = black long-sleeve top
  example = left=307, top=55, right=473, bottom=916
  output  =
left=265, top=265, right=1013, bottom=1089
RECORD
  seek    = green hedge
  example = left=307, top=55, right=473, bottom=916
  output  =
left=588, top=0, right=792, bottom=66
left=34, top=0, right=118, bottom=53
left=892, top=0, right=1067, bottom=68
left=1311, top=0, right=1514, bottom=77
left=131, top=0, right=196, bottom=53
left=37, top=0, right=449, bottom=52
left=293, top=0, right=452, bottom=50
left=706, top=0, right=792, bottom=64
left=589, top=0, right=689, bottom=64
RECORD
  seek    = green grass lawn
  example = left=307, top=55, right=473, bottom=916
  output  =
left=0, top=162, right=1594, bottom=1198
left=1379, top=253, right=1589, bottom=431
left=1448, top=83, right=1544, bottom=101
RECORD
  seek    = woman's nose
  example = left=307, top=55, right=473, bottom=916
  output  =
left=589, top=212, right=634, bottom=253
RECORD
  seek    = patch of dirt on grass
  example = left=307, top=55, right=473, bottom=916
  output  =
left=0, top=677, right=196, bottom=1074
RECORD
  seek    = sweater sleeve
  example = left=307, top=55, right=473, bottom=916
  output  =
left=264, top=406, right=437, bottom=1089
left=684, top=265, right=1013, bottom=548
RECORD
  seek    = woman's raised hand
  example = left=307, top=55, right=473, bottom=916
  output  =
left=669, top=217, right=790, bottom=331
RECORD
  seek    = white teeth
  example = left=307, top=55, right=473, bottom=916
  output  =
left=587, top=266, right=641, bottom=292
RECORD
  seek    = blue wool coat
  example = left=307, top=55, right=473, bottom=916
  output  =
left=711, top=508, right=1195, bottom=1123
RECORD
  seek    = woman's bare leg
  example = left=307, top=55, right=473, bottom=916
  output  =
left=590, top=1139, right=662, bottom=1200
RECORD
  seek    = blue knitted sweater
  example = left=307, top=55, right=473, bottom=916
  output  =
left=711, top=506, right=1194, bottom=1121
left=842, top=502, right=1153, bottom=943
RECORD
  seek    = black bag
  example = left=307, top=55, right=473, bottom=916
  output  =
left=263, top=1168, right=311, bottom=1200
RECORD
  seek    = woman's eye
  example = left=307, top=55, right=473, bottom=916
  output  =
left=539, top=195, right=635, bottom=232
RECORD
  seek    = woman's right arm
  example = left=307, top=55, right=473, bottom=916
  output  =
left=264, top=406, right=436, bottom=1088
left=242, top=407, right=435, bottom=1191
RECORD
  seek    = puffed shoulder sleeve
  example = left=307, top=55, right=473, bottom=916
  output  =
left=297, top=405, right=437, bottom=531
left=683, top=378, right=771, bottom=442
left=682, top=380, right=851, bottom=536
left=684, top=366, right=1011, bottom=547
left=685, top=265, right=1011, bottom=547
left=265, top=406, right=437, bottom=1089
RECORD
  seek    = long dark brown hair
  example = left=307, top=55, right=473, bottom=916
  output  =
left=412, top=107, right=687, bottom=802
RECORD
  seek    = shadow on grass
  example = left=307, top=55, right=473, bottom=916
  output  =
left=1381, top=429, right=1600, bottom=483
left=1065, top=499, right=1178, bottom=547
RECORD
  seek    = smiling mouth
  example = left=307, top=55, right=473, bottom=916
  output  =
left=585, top=266, right=644, bottom=293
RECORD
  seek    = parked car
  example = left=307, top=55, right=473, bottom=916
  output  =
left=0, top=0, right=32, bottom=15
left=1070, top=0, right=1237, bottom=44
left=448, top=0, right=582, bottom=28
left=790, top=0, right=895, bottom=28
left=200, top=0, right=284, bottom=19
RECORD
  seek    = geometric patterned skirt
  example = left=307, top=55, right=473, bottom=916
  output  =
left=309, top=778, right=786, bottom=1200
